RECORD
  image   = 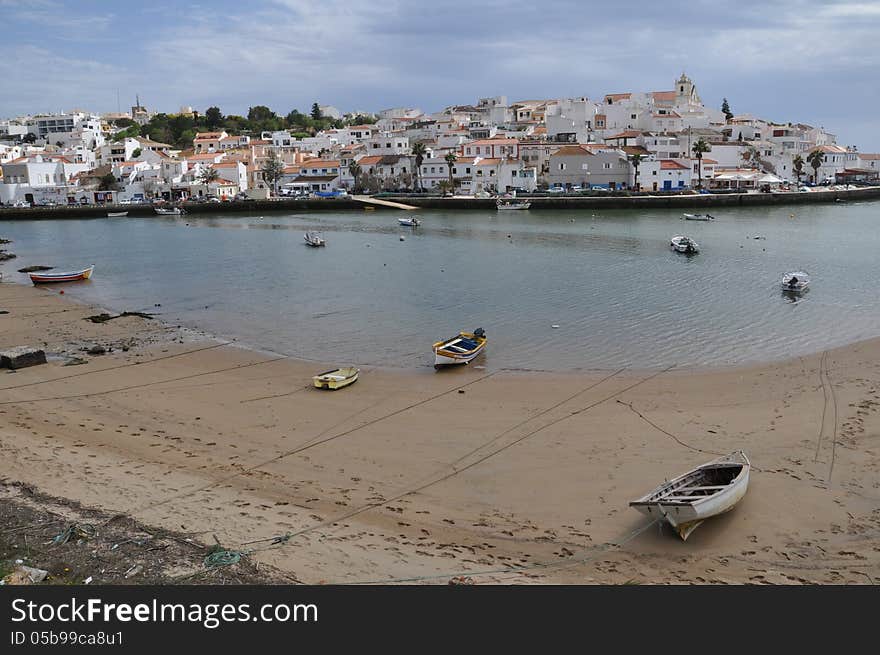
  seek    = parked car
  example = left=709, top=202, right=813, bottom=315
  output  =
left=207, top=196, right=221, bottom=203
left=547, top=186, right=565, bottom=194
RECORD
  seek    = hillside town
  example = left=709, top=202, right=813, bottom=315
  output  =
left=1, top=74, right=878, bottom=207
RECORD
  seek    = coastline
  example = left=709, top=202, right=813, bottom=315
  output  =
left=1, top=185, right=878, bottom=220
left=2, top=280, right=879, bottom=584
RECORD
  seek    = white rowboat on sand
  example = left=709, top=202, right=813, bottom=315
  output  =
left=629, top=450, right=750, bottom=540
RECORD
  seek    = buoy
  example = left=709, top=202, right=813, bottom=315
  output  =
left=399, top=235, right=405, bottom=241
left=59, top=290, right=64, bottom=295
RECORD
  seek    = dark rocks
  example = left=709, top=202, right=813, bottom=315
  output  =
left=0, top=346, right=47, bottom=370
left=86, top=345, right=106, bottom=356
left=0, top=251, right=16, bottom=261
left=85, top=311, right=154, bottom=324
left=17, top=265, right=53, bottom=273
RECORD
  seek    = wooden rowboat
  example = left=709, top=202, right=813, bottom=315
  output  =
left=313, top=367, right=359, bottom=390
left=629, top=450, right=750, bottom=540
left=433, top=328, right=487, bottom=367
left=29, top=265, right=95, bottom=284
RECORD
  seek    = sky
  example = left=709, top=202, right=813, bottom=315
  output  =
left=3, top=0, right=879, bottom=150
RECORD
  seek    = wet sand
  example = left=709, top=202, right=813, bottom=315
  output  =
left=1, top=281, right=878, bottom=584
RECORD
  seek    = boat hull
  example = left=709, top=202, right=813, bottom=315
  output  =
left=630, top=451, right=750, bottom=541
left=29, top=266, right=94, bottom=284
left=496, top=203, right=531, bottom=210
left=312, top=368, right=359, bottom=390
left=432, top=331, right=487, bottom=367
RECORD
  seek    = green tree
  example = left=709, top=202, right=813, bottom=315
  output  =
left=131, top=148, right=142, bottom=159
left=629, top=153, right=643, bottom=191
left=98, top=173, right=120, bottom=191
left=205, top=106, right=223, bottom=129
left=198, top=166, right=220, bottom=187
left=261, top=151, right=285, bottom=195
left=444, top=151, right=457, bottom=195
left=247, top=105, right=276, bottom=123
left=348, top=161, right=362, bottom=193
left=807, top=149, right=824, bottom=184
left=411, top=142, right=427, bottom=191
left=721, top=98, right=733, bottom=122
left=691, top=138, right=712, bottom=189
left=311, top=103, right=322, bottom=121
left=792, top=154, right=805, bottom=185
left=22, top=132, right=37, bottom=144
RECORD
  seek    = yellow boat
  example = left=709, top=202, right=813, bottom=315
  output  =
left=433, top=328, right=487, bottom=367
left=312, top=367, right=359, bottom=390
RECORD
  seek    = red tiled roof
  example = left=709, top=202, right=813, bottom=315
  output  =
left=651, top=91, right=676, bottom=102
left=660, top=160, right=688, bottom=170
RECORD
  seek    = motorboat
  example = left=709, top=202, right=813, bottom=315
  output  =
left=304, top=231, right=326, bottom=247
left=782, top=271, right=810, bottom=292
left=398, top=217, right=421, bottom=226
left=313, top=367, right=359, bottom=390
left=155, top=207, right=184, bottom=215
left=496, top=199, right=531, bottom=210
left=433, top=328, right=487, bottom=367
left=683, top=213, right=715, bottom=221
left=629, top=450, right=751, bottom=541
left=107, top=211, right=128, bottom=217
left=28, top=265, right=94, bottom=284
left=670, top=235, right=699, bottom=253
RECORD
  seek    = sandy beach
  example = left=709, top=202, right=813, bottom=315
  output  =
left=1, top=280, right=878, bottom=584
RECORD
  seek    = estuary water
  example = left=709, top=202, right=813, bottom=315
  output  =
left=2, top=200, right=879, bottom=371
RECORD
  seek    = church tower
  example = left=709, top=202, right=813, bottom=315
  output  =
left=675, top=73, right=701, bottom=106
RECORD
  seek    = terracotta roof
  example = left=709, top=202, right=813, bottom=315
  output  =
left=622, top=146, right=650, bottom=156
left=604, top=93, right=632, bottom=102
left=475, top=158, right=501, bottom=165
left=301, top=159, right=340, bottom=168
left=355, top=155, right=383, bottom=166
left=605, top=130, right=642, bottom=140
left=552, top=145, right=591, bottom=157
left=186, top=152, right=226, bottom=161
left=700, top=158, right=718, bottom=164
left=660, top=160, right=689, bottom=170
left=858, top=153, right=880, bottom=160
left=194, top=132, right=225, bottom=140
left=466, top=138, right=518, bottom=146
left=347, top=125, right=375, bottom=130
left=651, top=91, right=676, bottom=102
left=212, top=162, right=241, bottom=168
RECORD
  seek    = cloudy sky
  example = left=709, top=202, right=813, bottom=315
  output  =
left=4, top=0, right=879, bottom=149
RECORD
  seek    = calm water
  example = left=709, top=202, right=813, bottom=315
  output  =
left=2, top=201, right=879, bottom=371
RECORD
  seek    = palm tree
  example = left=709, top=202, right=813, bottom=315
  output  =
left=691, top=138, right=711, bottom=189
left=792, top=154, right=804, bottom=185
left=807, top=149, right=824, bottom=185
left=348, top=161, right=362, bottom=193
left=412, top=142, right=427, bottom=191
left=629, top=153, right=643, bottom=191
left=198, top=166, right=220, bottom=189
left=444, top=151, right=457, bottom=196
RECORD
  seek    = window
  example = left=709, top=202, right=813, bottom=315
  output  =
left=466, top=167, right=471, bottom=174
left=631, top=114, right=637, bottom=120
left=559, top=162, right=566, bottom=171
left=603, top=163, right=611, bottom=169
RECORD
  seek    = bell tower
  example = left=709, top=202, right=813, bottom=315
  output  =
left=676, top=73, right=701, bottom=106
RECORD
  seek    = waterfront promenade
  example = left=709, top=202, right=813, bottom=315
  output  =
left=1, top=186, right=879, bottom=219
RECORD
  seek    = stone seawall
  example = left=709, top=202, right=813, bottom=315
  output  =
left=1, top=186, right=878, bottom=219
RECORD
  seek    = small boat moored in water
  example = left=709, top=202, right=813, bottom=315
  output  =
left=670, top=235, right=699, bottom=253
left=433, top=328, right=487, bottom=367
left=782, top=271, right=810, bottom=292
left=28, top=265, right=94, bottom=284
left=683, top=213, right=715, bottom=221
left=398, top=217, right=421, bottom=227
left=107, top=211, right=128, bottom=217
left=496, top=199, right=531, bottom=210
left=629, top=450, right=751, bottom=541
left=312, top=367, right=359, bottom=390
left=304, top=231, right=326, bottom=247
left=155, top=207, right=184, bottom=215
